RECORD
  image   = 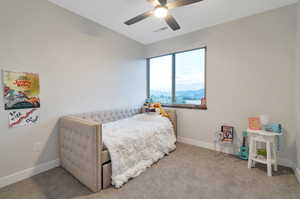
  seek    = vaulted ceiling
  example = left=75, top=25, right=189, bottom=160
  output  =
left=48, top=0, right=297, bottom=44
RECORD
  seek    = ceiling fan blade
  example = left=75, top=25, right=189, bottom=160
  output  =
left=165, top=14, right=180, bottom=31
left=124, top=10, right=153, bottom=25
left=147, top=0, right=160, bottom=6
left=167, top=0, right=204, bottom=9
left=158, top=0, right=167, bottom=6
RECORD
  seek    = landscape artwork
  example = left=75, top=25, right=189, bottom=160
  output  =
left=3, top=71, right=40, bottom=110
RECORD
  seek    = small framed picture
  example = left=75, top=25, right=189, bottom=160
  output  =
left=248, top=117, right=262, bottom=130
left=221, top=125, right=234, bottom=143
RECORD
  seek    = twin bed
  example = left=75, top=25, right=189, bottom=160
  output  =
left=59, top=107, right=177, bottom=192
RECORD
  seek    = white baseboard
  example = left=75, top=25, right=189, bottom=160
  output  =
left=177, top=136, right=236, bottom=154
left=0, top=159, right=60, bottom=189
left=177, top=136, right=215, bottom=151
left=295, top=168, right=300, bottom=183
left=177, top=136, right=295, bottom=168
left=278, top=158, right=296, bottom=169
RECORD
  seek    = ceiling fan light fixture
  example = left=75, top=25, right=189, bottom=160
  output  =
left=154, top=6, right=168, bottom=18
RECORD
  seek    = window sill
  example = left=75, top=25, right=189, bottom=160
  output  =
left=162, top=104, right=207, bottom=110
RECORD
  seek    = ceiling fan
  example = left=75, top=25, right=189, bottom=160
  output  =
left=124, top=0, right=204, bottom=31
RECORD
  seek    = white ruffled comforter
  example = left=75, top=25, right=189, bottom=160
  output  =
left=102, top=113, right=176, bottom=188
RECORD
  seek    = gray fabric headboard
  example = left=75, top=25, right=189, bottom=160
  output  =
left=73, top=107, right=142, bottom=124
left=71, top=107, right=177, bottom=137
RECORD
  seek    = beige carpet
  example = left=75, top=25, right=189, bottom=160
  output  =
left=1, top=143, right=299, bottom=199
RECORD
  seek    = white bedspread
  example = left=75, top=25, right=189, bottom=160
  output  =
left=102, top=113, right=176, bottom=188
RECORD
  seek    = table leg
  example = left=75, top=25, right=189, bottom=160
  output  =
left=272, top=140, right=278, bottom=171
left=252, top=139, right=256, bottom=167
left=248, top=137, right=254, bottom=169
left=266, top=141, right=272, bottom=176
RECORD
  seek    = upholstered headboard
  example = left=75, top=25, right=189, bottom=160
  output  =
left=73, top=107, right=142, bottom=124
left=71, top=107, right=177, bottom=137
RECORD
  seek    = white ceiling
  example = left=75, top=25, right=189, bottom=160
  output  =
left=48, top=0, right=297, bottom=44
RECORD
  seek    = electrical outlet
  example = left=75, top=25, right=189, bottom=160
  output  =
left=33, top=142, right=42, bottom=152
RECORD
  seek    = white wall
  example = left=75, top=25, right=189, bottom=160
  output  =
left=295, top=2, right=300, bottom=175
left=0, top=0, right=145, bottom=180
left=0, top=0, right=298, bottom=187
left=145, top=5, right=297, bottom=166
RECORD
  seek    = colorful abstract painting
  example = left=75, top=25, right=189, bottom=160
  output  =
left=8, top=109, right=39, bottom=128
left=3, top=71, right=40, bottom=110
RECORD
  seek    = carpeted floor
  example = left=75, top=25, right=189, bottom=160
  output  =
left=1, top=143, right=300, bottom=199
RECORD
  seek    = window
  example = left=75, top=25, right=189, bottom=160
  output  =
left=149, top=55, right=172, bottom=105
left=147, top=48, right=206, bottom=109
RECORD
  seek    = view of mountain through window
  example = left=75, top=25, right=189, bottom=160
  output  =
left=148, top=48, right=206, bottom=106
left=149, top=55, right=172, bottom=104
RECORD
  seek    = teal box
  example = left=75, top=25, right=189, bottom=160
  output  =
left=271, top=123, right=282, bottom=133
left=263, top=123, right=282, bottom=133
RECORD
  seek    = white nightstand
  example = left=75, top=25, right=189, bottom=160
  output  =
left=247, top=129, right=282, bottom=176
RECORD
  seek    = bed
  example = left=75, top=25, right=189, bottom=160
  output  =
left=59, top=107, right=177, bottom=192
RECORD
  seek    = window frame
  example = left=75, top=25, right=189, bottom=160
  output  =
left=146, top=47, right=207, bottom=110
